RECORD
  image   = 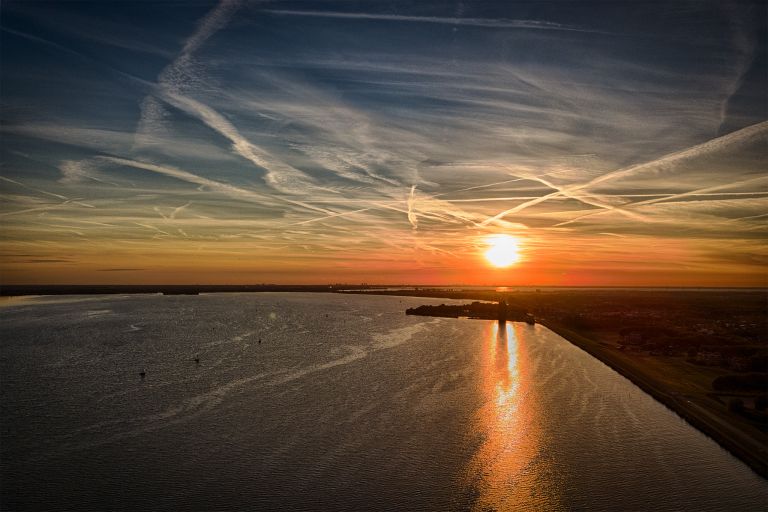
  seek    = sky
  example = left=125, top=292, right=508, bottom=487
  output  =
left=1, top=0, right=766, bottom=286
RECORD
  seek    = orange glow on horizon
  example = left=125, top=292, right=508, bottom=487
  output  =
left=0, top=231, right=765, bottom=287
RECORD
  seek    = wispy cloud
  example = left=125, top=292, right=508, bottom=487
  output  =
left=59, top=160, right=120, bottom=186
left=170, top=202, right=191, bottom=220
left=555, top=175, right=768, bottom=227
left=263, top=9, right=607, bottom=34
left=1, top=27, right=94, bottom=63
left=131, top=0, right=325, bottom=196
left=585, top=120, right=768, bottom=188
left=182, top=0, right=241, bottom=55
left=134, top=0, right=242, bottom=151
left=157, top=91, right=317, bottom=194
left=407, top=185, right=418, bottom=230
left=96, top=156, right=333, bottom=217
left=2, top=0, right=765, bottom=285
left=717, top=1, right=762, bottom=132
left=480, top=120, right=768, bottom=226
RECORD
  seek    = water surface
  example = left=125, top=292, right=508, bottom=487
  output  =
left=1, top=293, right=765, bottom=510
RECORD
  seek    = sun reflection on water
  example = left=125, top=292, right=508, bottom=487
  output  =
left=466, top=322, right=563, bottom=511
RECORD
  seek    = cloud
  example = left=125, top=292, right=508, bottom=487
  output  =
left=480, top=120, right=768, bottom=226
left=134, top=0, right=242, bottom=150
left=717, top=1, right=761, bottom=131
left=58, top=160, right=119, bottom=186
left=132, top=0, right=321, bottom=195
left=586, top=120, right=768, bottom=188
left=157, top=91, right=317, bottom=194
left=263, top=10, right=606, bottom=34
left=3, top=1, right=765, bottom=285
left=0, top=176, right=68, bottom=201
left=170, top=202, right=191, bottom=219
left=2, top=123, right=234, bottom=163
left=3, top=4, right=174, bottom=58
left=96, top=156, right=331, bottom=216
left=1, top=26, right=94, bottom=63
left=555, top=175, right=768, bottom=227
left=407, top=185, right=418, bottom=229
left=181, top=0, right=241, bottom=56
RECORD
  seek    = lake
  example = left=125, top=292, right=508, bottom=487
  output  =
left=1, top=293, right=765, bottom=510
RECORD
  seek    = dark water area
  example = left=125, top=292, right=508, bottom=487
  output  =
left=1, top=293, right=766, bottom=511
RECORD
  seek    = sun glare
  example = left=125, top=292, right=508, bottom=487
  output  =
left=484, top=235, right=521, bottom=268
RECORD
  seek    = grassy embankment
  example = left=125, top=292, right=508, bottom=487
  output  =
left=541, top=321, right=767, bottom=478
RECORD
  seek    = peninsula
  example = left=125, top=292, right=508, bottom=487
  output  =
left=405, top=300, right=535, bottom=323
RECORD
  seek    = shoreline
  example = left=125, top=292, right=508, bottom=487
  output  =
left=541, top=321, right=767, bottom=479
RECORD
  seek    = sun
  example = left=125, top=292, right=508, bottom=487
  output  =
left=484, top=235, right=521, bottom=268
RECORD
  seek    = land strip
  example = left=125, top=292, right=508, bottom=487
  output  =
left=542, top=321, right=767, bottom=477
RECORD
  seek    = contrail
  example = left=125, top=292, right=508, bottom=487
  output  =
left=0, top=176, right=68, bottom=201
left=98, top=156, right=331, bottom=215
left=508, top=170, right=648, bottom=222
left=158, top=91, right=315, bottom=193
left=479, top=189, right=562, bottom=226
left=407, top=185, right=418, bottom=229
left=287, top=207, right=374, bottom=226
left=0, top=200, right=94, bottom=218
left=586, top=121, right=768, bottom=189
left=263, top=10, right=610, bottom=34
left=134, top=0, right=237, bottom=140
left=133, top=0, right=239, bottom=148
left=554, top=175, right=768, bottom=227
left=181, top=0, right=241, bottom=56
left=170, top=202, right=192, bottom=219
left=482, top=120, right=768, bottom=226
left=133, top=0, right=317, bottom=195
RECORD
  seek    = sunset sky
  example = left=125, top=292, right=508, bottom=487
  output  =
left=1, top=0, right=766, bottom=286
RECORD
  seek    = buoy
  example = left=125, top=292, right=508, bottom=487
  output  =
left=139, top=369, right=146, bottom=378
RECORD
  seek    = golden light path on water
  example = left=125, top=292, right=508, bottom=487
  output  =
left=467, top=322, right=564, bottom=511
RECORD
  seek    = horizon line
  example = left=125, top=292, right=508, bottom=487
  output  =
left=1, top=284, right=765, bottom=290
